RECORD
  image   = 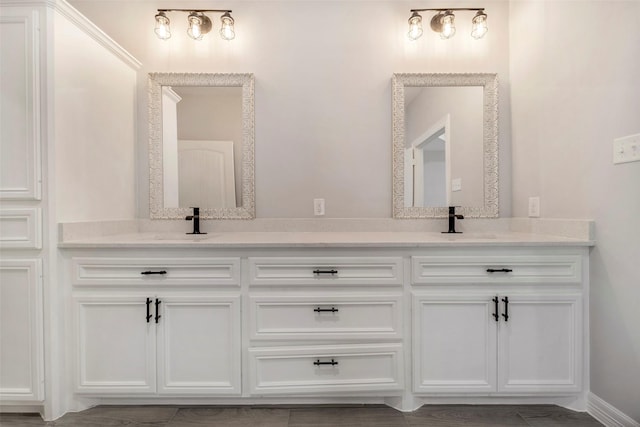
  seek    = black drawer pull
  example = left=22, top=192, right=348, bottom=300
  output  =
left=146, top=298, right=153, bottom=323
left=314, top=359, right=338, bottom=366
left=313, top=269, right=338, bottom=276
left=486, top=268, right=513, bottom=273
left=141, top=270, right=167, bottom=275
left=314, top=307, right=339, bottom=313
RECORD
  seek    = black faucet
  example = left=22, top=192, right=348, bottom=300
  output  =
left=442, top=206, right=464, bottom=234
left=185, top=207, right=206, bottom=235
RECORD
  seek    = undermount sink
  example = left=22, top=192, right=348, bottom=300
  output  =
left=149, top=233, right=214, bottom=241
left=442, top=232, right=498, bottom=240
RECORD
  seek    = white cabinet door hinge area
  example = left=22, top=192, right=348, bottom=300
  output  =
left=74, top=297, right=157, bottom=394
left=156, top=296, right=241, bottom=395
left=413, top=293, right=497, bottom=393
left=497, top=294, right=582, bottom=393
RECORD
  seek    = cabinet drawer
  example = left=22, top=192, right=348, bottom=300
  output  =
left=72, top=257, right=240, bottom=286
left=412, top=255, right=582, bottom=284
left=248, top=257, right=403, bottom=286
left=249, top=295, right=402, bottom=340
left=0, top=208, right=42, bottom=249
left=248, top=344, right=403, bottom=395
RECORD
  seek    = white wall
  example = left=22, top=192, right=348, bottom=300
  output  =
left=54, top=10, right=138, bottom=222
left=69, top=0, right=512, bottom=218
left=510, top=1, right=640, bottom=421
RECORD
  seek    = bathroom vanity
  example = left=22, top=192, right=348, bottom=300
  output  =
left=59, top=230, right=592, bottom=412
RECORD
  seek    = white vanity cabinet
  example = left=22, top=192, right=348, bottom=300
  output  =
left=412, top=249, right=585, bottom=395
left=247, top=256, right=405, bottom=396
left=60, top=240, right=590, bottom=414
left=71, top=256, right=241, bottom=396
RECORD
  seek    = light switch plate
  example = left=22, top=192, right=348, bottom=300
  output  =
left=613, top=133, right=640, bottom=164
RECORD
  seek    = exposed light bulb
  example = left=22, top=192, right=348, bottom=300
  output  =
left=407, top=12, right=423, bottom=40
left=220, top=12, right=235, bottom=40
left=440, top=11, right=456, bottom=39
left=154, top=12, right=171, bottom=40
left=187, top=12, right=204, bottom=40
left=471, top=11, right=488, bottom=39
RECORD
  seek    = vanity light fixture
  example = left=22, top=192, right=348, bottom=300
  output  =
left=407, top=8, right=487, bottom=41
left=154, top=9, right=235, bottom=41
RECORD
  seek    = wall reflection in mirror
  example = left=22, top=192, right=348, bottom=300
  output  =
left=149, top=73, right=255, bottom=219
left=403, top=86, right=483, bottom=208
left=392, top=73, right=498, bottom=218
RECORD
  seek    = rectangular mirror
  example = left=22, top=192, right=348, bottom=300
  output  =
left=392, top=73, right=498, bottom=218
left=149, top=73, right=255, bottom=219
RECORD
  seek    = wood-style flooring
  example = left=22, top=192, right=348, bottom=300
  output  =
left=0, top=405, right=604, bottom=426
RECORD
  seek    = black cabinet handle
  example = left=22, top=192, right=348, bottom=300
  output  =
left=314, top=307, right=339, bottom=313
left=492, top=296, right=499, bottom=322
left=501, top=296, right=509, bottom=322
left=313, top=269, right=338, bottom=276
left=141, top=270, right=167, bottom=275
left=155, top=299, right=162, bottom=323
left=486, top=268, right=513, bottom=273
left=146, top=298, right=152, bottom=323
left=313, top=359, right=338, bottom=366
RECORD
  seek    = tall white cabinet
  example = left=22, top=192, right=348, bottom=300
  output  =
left=0, top=0, right=139, bottom=417
left=0, top=4, right=45, bottom=403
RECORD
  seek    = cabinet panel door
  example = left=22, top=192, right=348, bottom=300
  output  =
left=0, top=259, right=43, bottom=400
left=498, top=294, right=582, bottom=393
left=75, top=297, right=156, bottom=394
left=157, top=296, right=241, bottom=395
left=413, top=293, right=497, bottom=393
left=0, top=9, right=41, bottom=200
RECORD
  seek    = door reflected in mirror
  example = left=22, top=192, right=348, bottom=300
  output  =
left=161, top=86, right=242, bottom=209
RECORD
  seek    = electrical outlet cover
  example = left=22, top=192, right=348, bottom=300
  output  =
left=528, top=196, right=540, bottom=218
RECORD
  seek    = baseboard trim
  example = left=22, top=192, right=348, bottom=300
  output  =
left=587, top=393, right=639, bottom=427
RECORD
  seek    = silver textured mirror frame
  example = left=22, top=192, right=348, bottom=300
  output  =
left=392, top=73, right=498, bottom=218
left=149, top=72, right=255, bottom=219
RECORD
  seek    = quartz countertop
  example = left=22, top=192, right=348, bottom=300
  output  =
left=57, top=231, right=595, bottom=249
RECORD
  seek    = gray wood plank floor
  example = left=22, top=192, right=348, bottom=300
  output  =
left=0, top=405, right=604, bottom=426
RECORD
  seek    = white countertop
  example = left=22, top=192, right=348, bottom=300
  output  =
left=58, top=231, right=595, bottom=249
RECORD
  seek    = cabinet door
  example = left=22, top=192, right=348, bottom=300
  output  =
left=413, top=293, right=497, bottom=393
left=0, top=260, right=43, bottom=400
left=74, top=297, right=156, bottom=394
left=498, top=294, right=582, bottom=393
left=156, top=296, right=241, bottom=395
left=0, top=8, right=41, bottom=200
